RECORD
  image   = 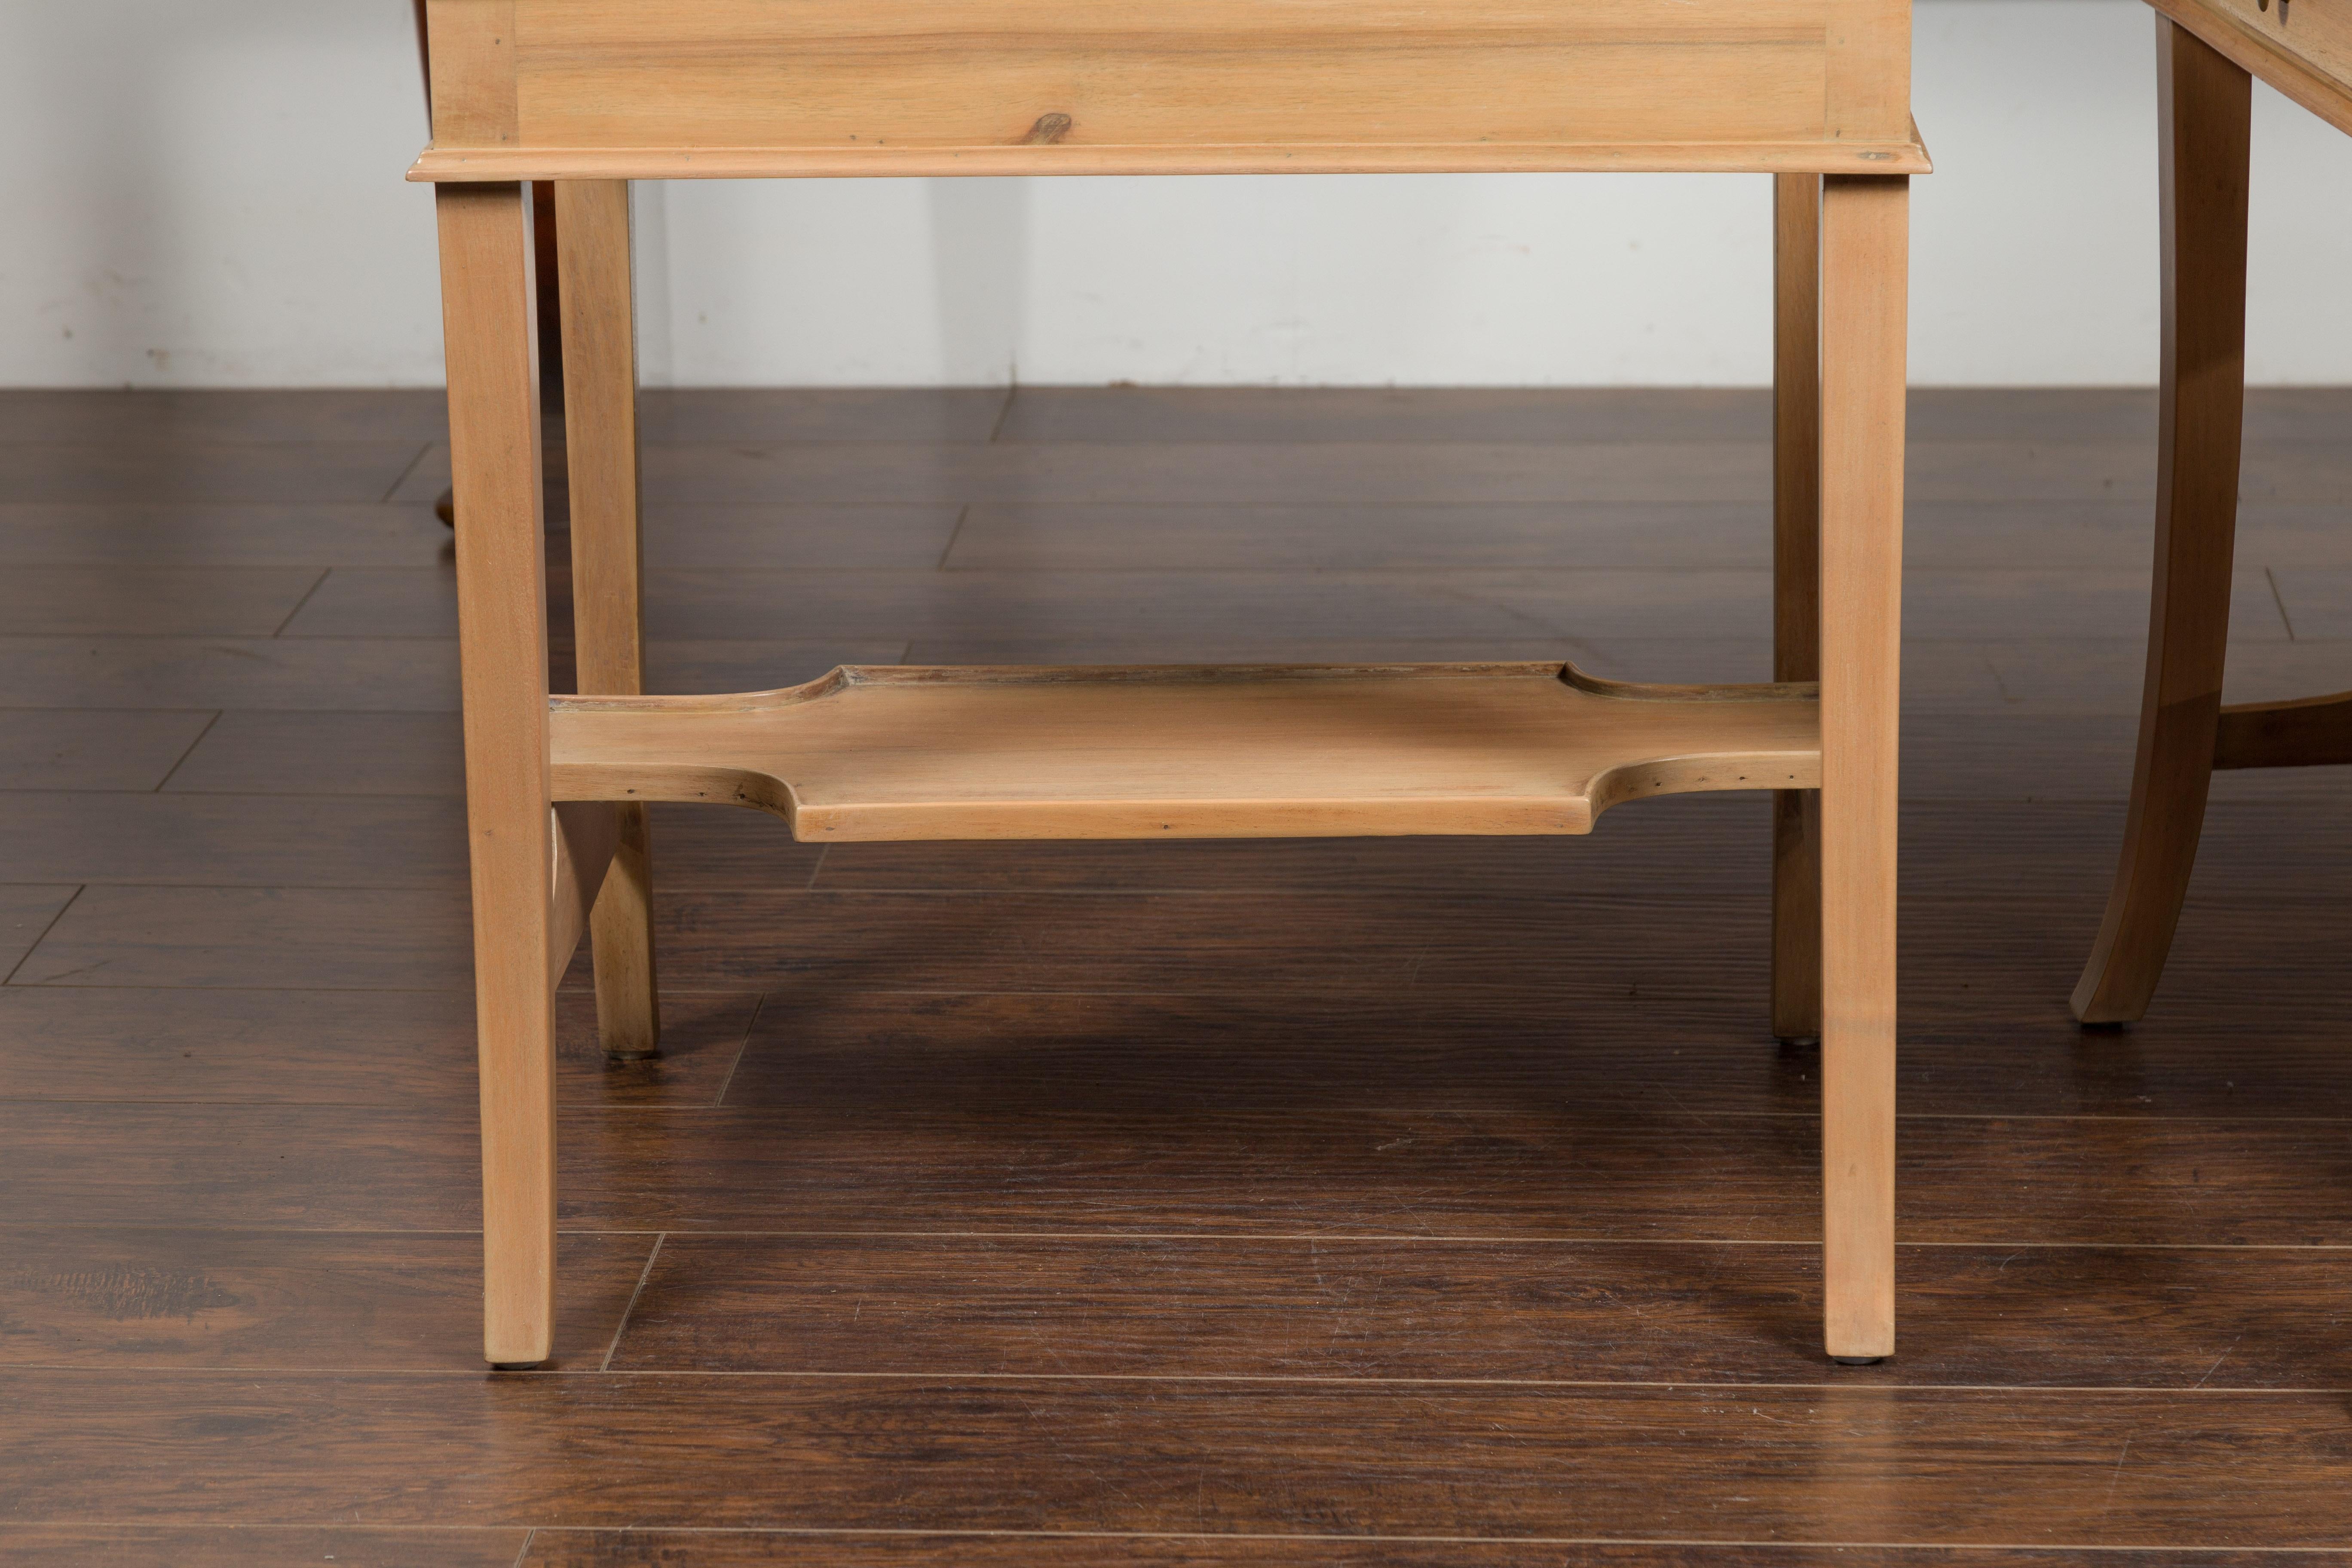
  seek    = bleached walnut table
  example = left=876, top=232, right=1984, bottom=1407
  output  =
left=410, top=0, right=1927, bottom=1369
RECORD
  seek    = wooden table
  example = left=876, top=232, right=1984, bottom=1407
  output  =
left=411, top=0, right=1926, bottom=1369
left=2074, top=0, right=2352, bottom=1023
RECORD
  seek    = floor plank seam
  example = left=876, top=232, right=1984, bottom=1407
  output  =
left=376, top=442, right=435, bottom=503
left=18, top=1366, right=2352, bottom=1393
left=266, top=567, right=334, bottom=637
left=19, top=1224, right=2352, bottom=1253
left=602, top=1233, right=666, bottom=1372
left=19, top=1525, right=2350, bottom=1551
left=709, top=993, right=768, bottom=1107
left=2266, top=564, right=2300, bottom=638
left=1, top=884, right=81, bottom=987
left=931, top=502, right=972, bottom=570
left=143, top=710, right=224, bottom=793
left=21, top=1095, right=2352, bottom=1127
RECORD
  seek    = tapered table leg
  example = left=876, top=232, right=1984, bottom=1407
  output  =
left=2073, top=18, right=2252, bottom=1026
left=1818, top=173, right=1907, bottom=1364
left=1773, top=171, right=1825, bottom=1047
left=556, top=180, right=662, bottom=1060
left=438, top=181, right=560, bottom=1369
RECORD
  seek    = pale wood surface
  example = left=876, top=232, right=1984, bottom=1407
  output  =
left=1816, top=173, right=1907, bottom=1362
left=1772, top=172, right=1825, bottom=1047
left=425, top=0, right=517, bottom=150
left=554, top=182, right=645, bottom=704
left=1827, top=0, right=1914, bottom=141
left=407, top=0, right=1926, bottom=1369
left=547, top=802, right=618, bottom=994
left=411, top=141, right=1932, bottom=181
left=409, top=0, right=1928, bottom=179
left=554, top=178, right=661, bottom=1060
left=2073, top=21, right=2252, bottom=1027
left=438, top=181, right=560, bottom=1368
left=550, top=664, right=1821, bottom=841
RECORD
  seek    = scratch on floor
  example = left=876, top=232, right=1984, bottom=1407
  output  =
left=2189, top=1334, right=2243, bottom=1390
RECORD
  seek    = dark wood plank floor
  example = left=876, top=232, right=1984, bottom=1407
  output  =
left=3, top=386, right=2351, bottom=1567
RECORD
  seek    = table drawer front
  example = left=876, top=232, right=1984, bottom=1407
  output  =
left=428, top=0, right=1899, bottom=159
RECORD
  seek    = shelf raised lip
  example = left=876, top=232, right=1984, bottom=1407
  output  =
left=407, top=138, right=1932, bottom=183
left=549, top=661, right=1822, bottom=843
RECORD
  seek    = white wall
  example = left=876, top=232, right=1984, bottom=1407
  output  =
left=2, top=0, right=2347, bottom=387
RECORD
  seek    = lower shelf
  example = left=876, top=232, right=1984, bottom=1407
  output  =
left=549, top=662, right=1820, bottom=841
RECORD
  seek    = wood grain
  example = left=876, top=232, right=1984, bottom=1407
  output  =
left=831, top=496, right=2352, bottom=573
left=1978, top=635, right=2352, bottom=717
left=1773, top=171, right=1825, bottom=1047
left=0, top=565, right=325, bottom=637
left=0, top=1528, right=528, bottom=1568
left=515, top=1540, right=2352, bottom=1568
left=414, top=139, right=1931, bottom=182
left=633, top=442, right=1781, bottom=508
left=0, top=792, right=468, bottom=887
left=423, top=0, right=518, bottom=148
left=646, top=505, right=965, bottom=570
left=383, top=432, right=2352, bottom=512
left=402, top=0, right=1927, bottom=180
left=160, top=711, right=465, bottom=796
left=0, top=636, right=460, bottom=712
left=438, top=179, right=561, bottom=1364
left=2214, top=687, right=2352, bottom=767
left=0, top=885, right=80, bottom=980
left=12, top=385, right=2352, bottom=1548
left=551, top=664, right=1819, bottom=840
left=6, top=883, right=472, bottom=989
left=11, top=1097, right=2352, bottom=1244
left=589, top=880, right=2352, bottom=1001
left=0, top=388, right=450, bottom=444
left=0, top=986, right=756, bottom=1107
left=636, top=388, right=1006, bottom=443
left=0, top=1230, right=652, bottom=1370
left=8, top=1372, right=2351, bottom=1542
left=0, top=502, right=448, bottom=567
left=2150, top=0, right=2352, bottom=137
left=266, top=567, right=2285, bottom=646
left=640, top=439, right=2347, bottom=507
left=940, top=502, right=1780, bottom=572
left=2266, top=565, right=2352, bottom=636
left=14, top=385, right=2324, bottom=449
left=0, top=443, right=427, bottom=504
left=609, top=1234, right=2352, bottom=1388
left=994, top=386, right=1776, bottom=445
left=977, top=386, right=2346, bottom=446
left=643, top=639, right=912, bottom=694
left=506, top=0, right=1840, bottom=148
left=0, top=710, right=217, bottom=790
left=554, top=178, right=662, bottom=1060
left=1815, top=173, right=1908, bottom=1359
left=709, top=977, right=2352, bottom=1121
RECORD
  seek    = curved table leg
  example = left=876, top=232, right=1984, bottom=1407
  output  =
left=2073, top=17, right=2251, bottom=1026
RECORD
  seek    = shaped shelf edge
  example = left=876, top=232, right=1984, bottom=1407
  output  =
left=549, top=662, right=1822, bottom=842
